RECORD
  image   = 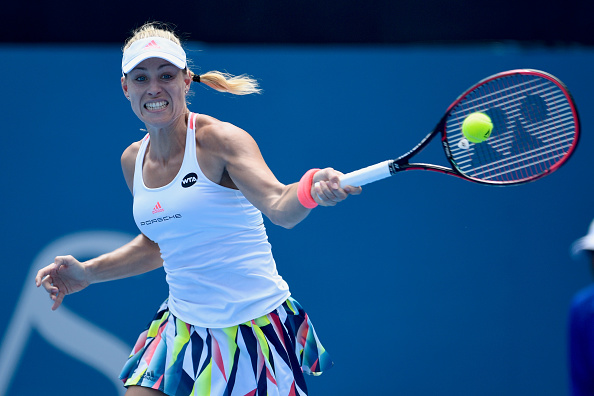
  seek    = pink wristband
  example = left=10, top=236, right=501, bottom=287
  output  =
left=297, top=169, right=320, bottom=209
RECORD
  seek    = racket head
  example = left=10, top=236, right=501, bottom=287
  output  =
left=440, top=69, right=580, bottom=185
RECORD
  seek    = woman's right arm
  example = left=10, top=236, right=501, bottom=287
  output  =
left=35, top=140, right=163, bottom=310
left=35, top=234, right=163, bottom=310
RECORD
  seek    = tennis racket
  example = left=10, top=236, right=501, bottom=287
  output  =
left=335, top=69, right=580, bottom=187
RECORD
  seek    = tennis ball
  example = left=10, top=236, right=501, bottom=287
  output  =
left=462, top=112, right=493, bottom=143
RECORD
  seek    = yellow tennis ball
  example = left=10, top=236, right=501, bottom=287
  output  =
left=462, top=112, right=493, bottom=143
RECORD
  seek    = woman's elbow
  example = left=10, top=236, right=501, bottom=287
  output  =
left=265, top=207, right=306, bottom=229
left=268, top=215, right=299, bottom=229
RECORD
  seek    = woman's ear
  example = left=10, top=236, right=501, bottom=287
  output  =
left=185, top=70, right=192, bottom=93
left=121, top=76, right=130, bottom=100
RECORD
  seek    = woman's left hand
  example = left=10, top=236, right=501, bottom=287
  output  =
left=311, top=168, right=362, bottom=207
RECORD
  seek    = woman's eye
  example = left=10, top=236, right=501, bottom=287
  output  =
left=135, top=76, right=147, bottom=82
left=161, top=74, right=173, bottom=80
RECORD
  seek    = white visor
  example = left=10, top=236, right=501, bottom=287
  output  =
left=122, top=36, right=186, bottom=74
left=571, top=219, right=594, bottom=258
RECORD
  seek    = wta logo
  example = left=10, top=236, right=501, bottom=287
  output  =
left=182, top=173, right=198, bottom=188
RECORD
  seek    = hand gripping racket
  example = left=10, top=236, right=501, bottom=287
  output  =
left=336, top=69, right=580, bottom=187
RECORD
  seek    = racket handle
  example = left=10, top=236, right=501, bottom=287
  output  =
left=313, top=160, right=393, bottom=190
left=339, top=160, right=393, bottom=187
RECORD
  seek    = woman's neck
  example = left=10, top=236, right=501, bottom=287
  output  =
left=145, top=112, right=189, bottom=164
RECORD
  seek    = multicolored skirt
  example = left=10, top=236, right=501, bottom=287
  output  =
left=119, top=297, right=333, bottom=396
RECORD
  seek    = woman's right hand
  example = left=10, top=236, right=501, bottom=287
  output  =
left=35, top=255, right=91, bottom=311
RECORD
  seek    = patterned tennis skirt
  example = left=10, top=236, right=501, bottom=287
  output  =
left=119, top=297, right=333, bottom=396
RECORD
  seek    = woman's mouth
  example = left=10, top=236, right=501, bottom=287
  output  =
left=144, top=100, right=168, bottom=111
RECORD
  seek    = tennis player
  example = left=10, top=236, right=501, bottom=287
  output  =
left=35, top=22, right=360, bottom=396
left=569, top=219, right=594, bottom=396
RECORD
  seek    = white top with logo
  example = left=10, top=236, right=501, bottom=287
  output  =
left=132, top=113, right=290, bottom=328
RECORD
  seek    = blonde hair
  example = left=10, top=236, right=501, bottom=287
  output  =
left=123, top=22, right=261, bottom=95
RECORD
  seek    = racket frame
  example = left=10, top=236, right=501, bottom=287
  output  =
left=340, top=69, right=580, bottom=188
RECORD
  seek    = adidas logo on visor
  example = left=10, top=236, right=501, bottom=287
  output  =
left=144, top=40, right=160, bottom=49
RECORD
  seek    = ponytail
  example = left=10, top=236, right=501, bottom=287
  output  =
left=190, top=70, right=261, bottom=95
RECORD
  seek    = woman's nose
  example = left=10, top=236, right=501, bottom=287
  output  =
left=147, top=80, right=162, bottom=96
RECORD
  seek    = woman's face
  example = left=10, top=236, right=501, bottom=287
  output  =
left=121, top=57, right=191, bottom=128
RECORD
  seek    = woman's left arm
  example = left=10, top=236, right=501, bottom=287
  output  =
left=213, top=123, right=361, bottom=228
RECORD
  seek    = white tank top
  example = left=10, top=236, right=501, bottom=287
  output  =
left=132, top=113, right=290, bottom=328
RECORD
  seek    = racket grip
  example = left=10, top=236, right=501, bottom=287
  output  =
left=313, top=160, right=393, bottom=190
left=339, top=160, right=393, bottom=187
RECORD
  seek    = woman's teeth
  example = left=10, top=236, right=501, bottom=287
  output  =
left=145, top=101, right=168, bottom=110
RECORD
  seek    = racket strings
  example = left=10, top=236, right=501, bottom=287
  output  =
left=445, top=73, right=577, bottom=183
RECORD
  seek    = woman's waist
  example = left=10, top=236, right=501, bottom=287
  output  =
left=159, top=231, right=273, bottom=269
left=165, top=270, right=290, bottom=328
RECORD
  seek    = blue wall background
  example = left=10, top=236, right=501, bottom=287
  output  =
left=1, top=43, right=593, bottom=395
